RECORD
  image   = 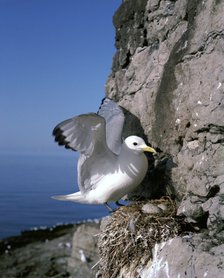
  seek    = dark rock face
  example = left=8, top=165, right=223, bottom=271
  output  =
left=105, top=0, right=224, bottom=276
left=0, top=224, right=75, bottom=278
left=0, top=222, right=100, bottom=278
left=68, top=223, right=100, bottom=278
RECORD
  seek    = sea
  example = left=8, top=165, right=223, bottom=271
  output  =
left=0, top=153, right=107, bottom=240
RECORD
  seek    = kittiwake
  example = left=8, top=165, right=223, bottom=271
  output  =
left=52, top=98, right=156, bottom=211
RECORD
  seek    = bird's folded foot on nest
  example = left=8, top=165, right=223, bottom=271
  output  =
left=104, top=201, right=125, bottom=213
left=104, top=202, right=115, bottom=213
left=115, top=200, right=125, bottom=207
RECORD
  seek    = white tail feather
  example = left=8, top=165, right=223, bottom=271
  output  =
left=51, top=192, right=88, bottom=204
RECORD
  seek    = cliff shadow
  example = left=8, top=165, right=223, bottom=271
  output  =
left=121, top=107, right=176, bottom=201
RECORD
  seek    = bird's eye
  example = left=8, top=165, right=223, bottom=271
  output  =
left=133, top=142, right=138, bottom=146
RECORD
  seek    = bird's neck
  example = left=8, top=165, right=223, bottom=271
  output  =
left=120, top=144, right=143, bottom=159
left=118, top=144, right=148, bottom=176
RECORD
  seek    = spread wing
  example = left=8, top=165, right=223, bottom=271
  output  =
left=53, top=113, right=107, bottom=154
left=98, top=98, right=125, bottom=155
left=53, top=113, right=116, bottom=193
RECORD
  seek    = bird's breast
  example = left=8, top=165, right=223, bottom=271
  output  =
left=86, top=153, right=148, bottom=203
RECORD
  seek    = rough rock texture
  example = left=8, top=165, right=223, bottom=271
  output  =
left=100, top=0, right=224, bottom=276
left=0, top=224, right=75, bottom=278
left=68, top=222, right=100, bottom=278
left=0, top=222, right=100, bottom=278
left=143, top=234, right=224, bottom=278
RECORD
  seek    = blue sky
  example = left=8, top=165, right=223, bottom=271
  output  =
left=0, top=0, right=121, bottom=155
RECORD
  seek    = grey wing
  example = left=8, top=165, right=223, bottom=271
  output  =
left=98, top=98, right=125, bottom=155
left=77, top=149, right=116, bottom=194
left=53, top=113, right=115, bottom=193
left=53, top=113, right=107, bottom=155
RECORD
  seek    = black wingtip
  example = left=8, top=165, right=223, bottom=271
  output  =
left=52, top=126, right=65, bottom=145
left=52, top=122, right=76, bottom=151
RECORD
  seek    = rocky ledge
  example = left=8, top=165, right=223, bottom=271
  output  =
left=0, top=221, right=101, bottom=278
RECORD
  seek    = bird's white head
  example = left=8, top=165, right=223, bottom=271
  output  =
left=124, top=135, right=156, bottom=154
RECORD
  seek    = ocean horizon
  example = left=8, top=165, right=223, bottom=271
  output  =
left=0, top=152, right=107, bottom=239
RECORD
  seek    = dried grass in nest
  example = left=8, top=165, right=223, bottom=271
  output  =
left=98, top=197, right=182, bottom=278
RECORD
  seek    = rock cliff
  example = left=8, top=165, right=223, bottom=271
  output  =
left=0, top=222, right=101, bottom=278
left=98, top=0, right=224, bottom=277
left=2, top=1, right=223, bottom=277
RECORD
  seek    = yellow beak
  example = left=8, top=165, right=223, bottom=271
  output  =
left=143, top=146, right=156, bottom=153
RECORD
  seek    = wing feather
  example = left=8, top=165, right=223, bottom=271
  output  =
left=53, top=99, right=125, bottom=193
left=53, top=113, right=116, bottom=193
left=53, top=113, right=106, bottom=154
left=98, top=98, right=125, bottom=155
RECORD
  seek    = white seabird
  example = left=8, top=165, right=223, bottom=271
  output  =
left=52, top=98, right=156, bottom=211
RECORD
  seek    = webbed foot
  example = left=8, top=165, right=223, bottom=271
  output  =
left=104, top=202, right=115, bottom=213
left=115, top=201, right=125, bottom=207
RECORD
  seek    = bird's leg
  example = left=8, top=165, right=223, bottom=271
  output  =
left=115, top=200, right=125, bottom=207
left=104, top=202, right=115, bottom=213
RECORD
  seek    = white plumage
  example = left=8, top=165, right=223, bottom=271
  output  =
left=52, top=98, right=155, bottom=210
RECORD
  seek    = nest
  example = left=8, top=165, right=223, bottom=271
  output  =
left=97, top=197, right=182, bottom=278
